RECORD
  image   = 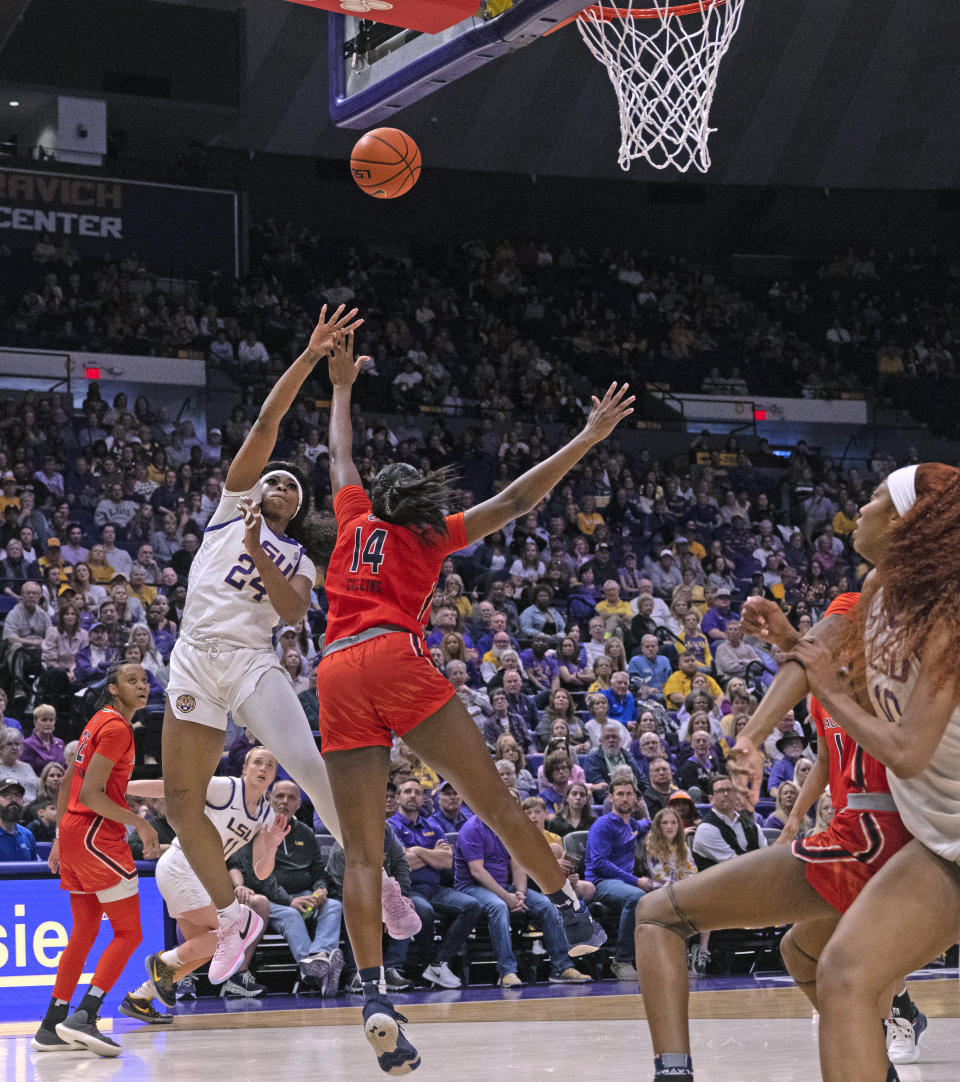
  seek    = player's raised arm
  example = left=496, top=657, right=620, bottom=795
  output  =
left=226, top=306, right=363, bottom=492
left=326, top=330, right=366, bottom=496
left=462, top=382, right=634, bottom=544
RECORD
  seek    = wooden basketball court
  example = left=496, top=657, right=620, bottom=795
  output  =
left=3, top=981, right=958, bottom=1081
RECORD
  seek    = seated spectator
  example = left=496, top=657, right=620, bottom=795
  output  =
left=642, top=756, right=679, bottom=819
left=426, top=779, right=472, bottom=835
left=536, top=736, right=589, bottom=793
left=678, top=728, right=726, bottom=792
left=538, top=749, right=575, bottom=814
left=30, top=759, right=65, bottom=814
left=763, top=779, right=801, bottom=832
left=519, top=583, right=565, bottom=639
left=0, top=688, right=23, bottom=733
left=666, top=790, right=702, bottom=834
left=0, top=777, right=38, bottom=860
left=1, top=538, right=42, bottom=597
left=536, top=687, right=588, bottom=752
left=508, top=537, right=546, bottom=589
left=111, top=578, right=145, bottom=628
left=595, top=579, right=633, bottom=638
left=583, top=722, right=645, bottom=795
left=482, top=686, right=534, bottom=753
left=0, top=729, right=39, bottom=802
left=555, top=634, right=593, bottom=693
left=813, top=790, right=835, bottom=834
left=21, top=704, right=65, bottom=774
left=86, top=543, right=116, bottom=584
left=74, top=620, right=120, bottom=686
left=585, top=778, right=653, bottom=979
left=145, top=600, right=177, bottom=661
left=480, top=629, right=514, bottom=685
left=632, top=729, right=668, bottom=783
left=547, top=781, right=597, bottom=839
left=663, top=652, right=722, bottom=710
left=440, top=632, right=481, bottom=688
left=441, top=572, right=473, bottom=622
left=581, top=616, right=608, bottom=668
left=95, top=486, right=138, bottom=534
left=388, top=779, right=481, bottom=989
left=617, top=552, right=644, bottom=602
left=601, top=670, right=637, bottom=727
left=518, top=632, right=561, bottom=705
left=24, top=795, right=58, bottom=843
left=580, top=692, right=636, bottom=753
left=453, top=808, right=589, bottom=987
left=691, top=774, right=767, bottom=873
left=281, top=647, right=312, bottom=694
left=39, top=603, right=87, bottom=711
left=522, top=795, right=594, bottom=903
left=587, top=655, right=614, bottom=694
left=761, top=709, right=806, bottom=762
left=701, top=586, right=734, bottom=642
left=676, top=611, right=712, bottom=673
left=628, top=634, right=672, bottom=701
left=494, top=734, right=537, bottom=797
left=650, top=548, right=682, bottom=599
left=70, top=561, right=108, bottom=615
left=767, top=732, right=809, bottom=797
left=713, top=618, right=763, bottom=681
left=447, top=660, right=492, bottom=726
left=642, top=806, right=698, bottom=887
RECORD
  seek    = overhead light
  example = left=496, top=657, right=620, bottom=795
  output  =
left=8, top=101, right=20, bottom=107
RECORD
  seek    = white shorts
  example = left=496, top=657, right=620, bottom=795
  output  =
left=167, top=639, right=285, bottom=731
left=155, top=846, right=212, bottom=917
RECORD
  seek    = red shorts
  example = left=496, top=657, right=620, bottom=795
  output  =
left=59, top=812, right=137, bottom=894
left=316, top=631, right=456, bottom=753
left=792, top=807, right=913, bottom=913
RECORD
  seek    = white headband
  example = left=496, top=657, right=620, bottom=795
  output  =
left=259, top=469, right=303, bottom=514
left=886, top=465, right=919, bottom=517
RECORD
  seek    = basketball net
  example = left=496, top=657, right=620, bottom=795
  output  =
left=574, top=0, right=746, bottom=173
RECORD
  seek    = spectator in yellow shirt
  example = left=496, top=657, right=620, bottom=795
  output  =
left=832, top=497, right=860, bottom=537
left=595, top=579, right=633, bottom=636
left=662, top=652, right=722, bottom=708
left=576, top=495, right=605, bottom=537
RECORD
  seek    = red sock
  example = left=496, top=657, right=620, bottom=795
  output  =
left=89, top=894, right=143, bottom=995
left=53, top=893, right=104, bottom=1002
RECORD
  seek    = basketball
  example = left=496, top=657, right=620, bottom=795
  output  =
left=350, top=127, right=421, bottom=199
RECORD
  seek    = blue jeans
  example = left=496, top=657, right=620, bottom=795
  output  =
left=268, top=895, right=343, bottom=961
left=461, top=884, right=573, bottom=977
left=405, top=883, right=482, bottom=965
left=594, top=877, right=645, bottom=962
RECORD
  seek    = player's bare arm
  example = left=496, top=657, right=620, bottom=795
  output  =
left=462, top=382, right=634, bottom=544
left=326, top=330, right=369, bottom=495
left=79, top=752, right=160, bottom=858
left=786, top=631, right=959, bottom=779
left=237, top=495, right=314, bottom=625
left=227, top=306, right=363, bottom=492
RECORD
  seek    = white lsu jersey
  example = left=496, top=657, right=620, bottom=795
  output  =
left=867, top=589, right=960, bottom=863
left=169, top=775, right=275, bottom=860
left=180, top=484, right=317, bottom=649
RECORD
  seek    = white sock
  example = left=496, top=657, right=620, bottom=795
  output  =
left=131, top=981, right=155, bottom=1000
left=217, top=900, right=242, bottom=925
left=561, top=880, right=580, bottom=908
left=159, top=948, right=182, bottom=968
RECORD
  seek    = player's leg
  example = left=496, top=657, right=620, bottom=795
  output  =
left=161, top=706, right=234, bottom=908
left=324, top=744, right=420, bottom=1073
left=634, top=845, right=835, bottom=1076
left=817, top=840, right=960, bottom=1082
left=34, top=892, right=104, bottom=1050
left=234, top=667, right=344, bottom=845
left=404, top=695, right=606, bottom=953
left=780, top=913, right=841, bottom=1010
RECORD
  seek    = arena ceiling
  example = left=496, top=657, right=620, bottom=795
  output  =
left=3, top=0, right=960, bottom=188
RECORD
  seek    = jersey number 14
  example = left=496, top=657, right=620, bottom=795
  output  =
left=349, top=527, right=387, bottom=574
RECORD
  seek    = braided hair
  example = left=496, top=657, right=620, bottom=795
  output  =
left=369, top=463, right=458, bottom=547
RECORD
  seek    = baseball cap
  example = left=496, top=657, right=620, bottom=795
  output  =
left=716, top=587, right=732, bottom=597
left=675, top=536, right=688, bottom=544
left=209, top=427, right=222, bottom=436
left=1, top=471, right=15, bottom=481
left=0, top=777, right=25, bottom=795
left=437, top=779, right=457, bottom=793
left=46, top=537, right=61, bottom=547
left=89, top=620, right=107, bottom=631
left=659, top=548, right=674, bottom=558
left=668, top=790, right=695, bottom=805
left=278, top=625, right=299, bottom=637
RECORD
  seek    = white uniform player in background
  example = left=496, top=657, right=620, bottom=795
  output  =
left=160, top=306, right=420, bottom=988
left=121, top=748, right=283, bottom=1019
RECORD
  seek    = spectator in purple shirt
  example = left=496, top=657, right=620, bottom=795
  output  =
left=453, top=813, right=589, bottom=987
left=20, top=704, right=65, bottom=774
left=701, top=587, right=734, bottom=642
left=585, top=778, right=652, bottom=980
left=519, top=633, right=560, bottom=705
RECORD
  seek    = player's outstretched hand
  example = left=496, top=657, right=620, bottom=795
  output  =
left=238, top=496, right=262, bottom=556
left=581, top=382, right=635, bottom=446
left=741, top=597, right=798, bottom=650
left=726, top=734, right=764, bottom=811
left=327, top=330, right=370, bottom=388
left=265, top=813, right=291, bottom=847
left=307, top=305, right=364, bottom=360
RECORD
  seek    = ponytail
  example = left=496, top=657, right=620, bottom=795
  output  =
left=370, top=463, right=458, bottom=547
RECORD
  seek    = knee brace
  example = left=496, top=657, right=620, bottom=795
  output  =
left=634, top=881, right=701, bottom=944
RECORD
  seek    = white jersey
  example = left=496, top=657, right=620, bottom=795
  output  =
left=169, top=776, right=275, bottom=860
left=866, top=590, right=960, bottom=863
left=180, top=484, right=316, bottom=649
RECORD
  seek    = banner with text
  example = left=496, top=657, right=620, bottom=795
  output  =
left=0, top=167, right=237, bottom=277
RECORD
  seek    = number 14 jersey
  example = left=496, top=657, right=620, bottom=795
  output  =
left=324, top=484, right=466, bottom=645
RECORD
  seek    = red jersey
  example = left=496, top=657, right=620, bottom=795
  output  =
left=808, top=591, right=889, bottom=802
left=64, top=707, right=136, bottom=837
left=324, top=485, right=467, bottom=644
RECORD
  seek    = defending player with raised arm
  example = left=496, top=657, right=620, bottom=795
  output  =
left=318, top=331, right=632, bottom=1075
left=160, top=306, right=417, bottom=991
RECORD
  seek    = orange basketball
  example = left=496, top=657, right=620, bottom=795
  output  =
left=350, top=127, right=421, bottom=199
